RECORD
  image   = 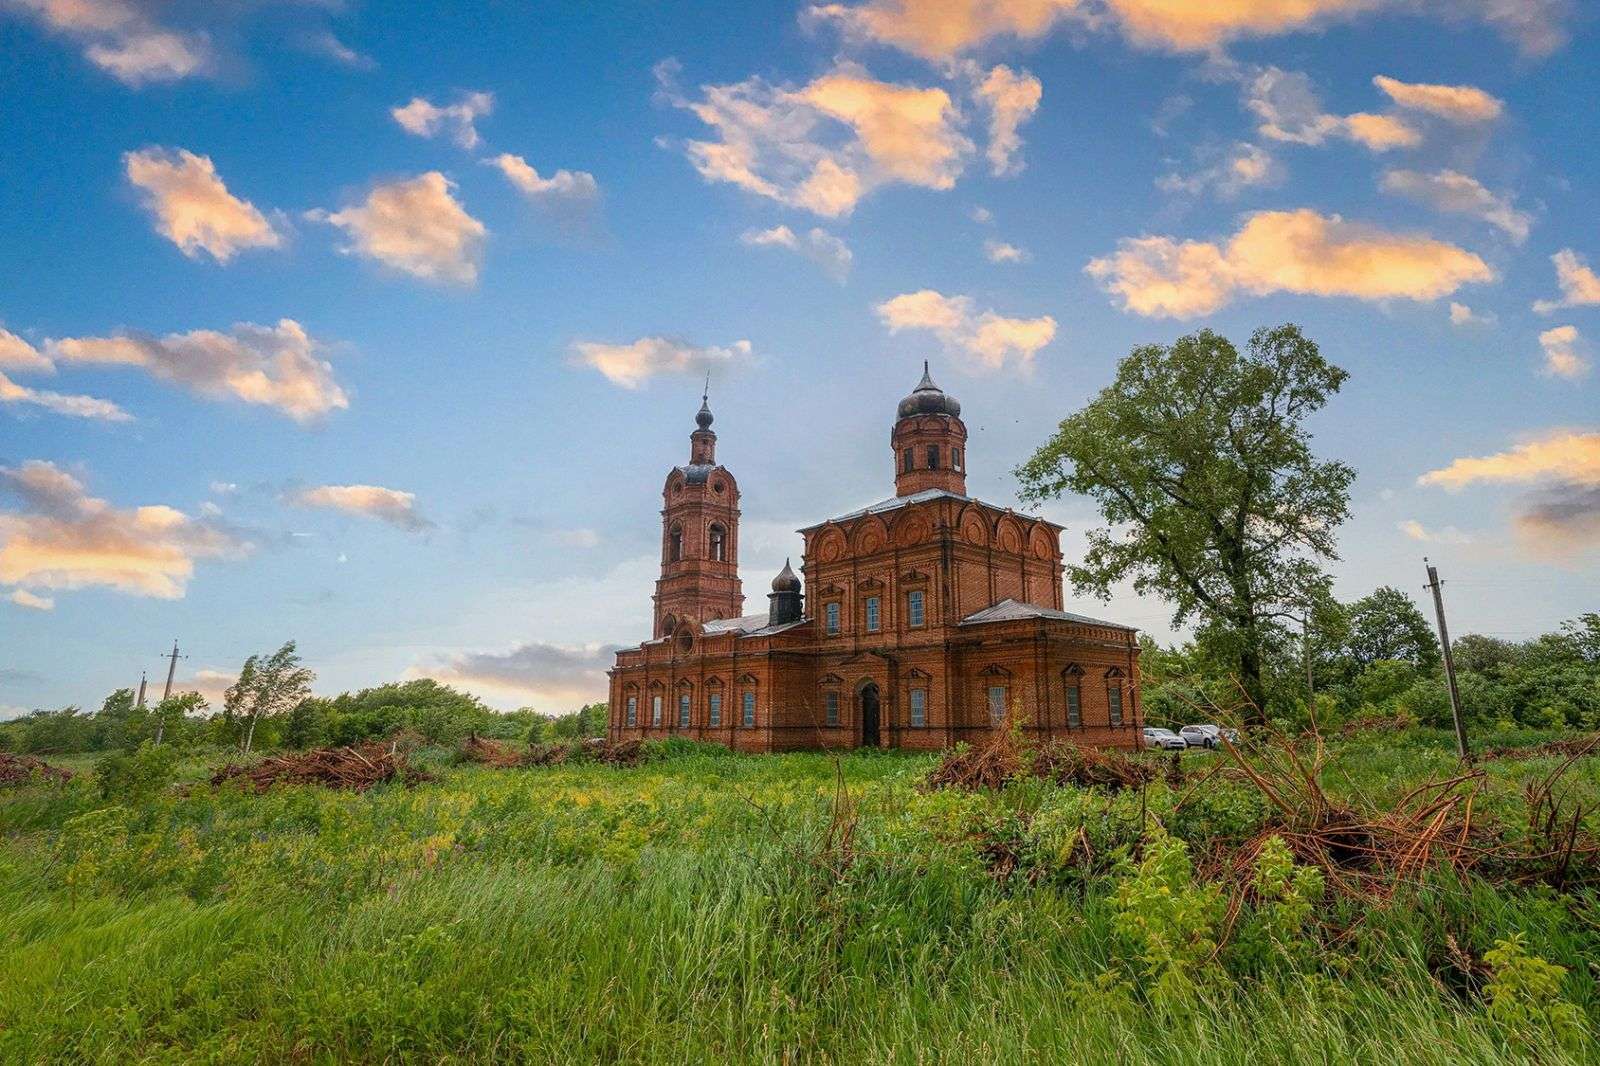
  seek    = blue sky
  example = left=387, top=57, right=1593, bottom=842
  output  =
left=2, top=0, right=1597, bottom=715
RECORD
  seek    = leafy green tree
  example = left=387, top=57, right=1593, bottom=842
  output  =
left=1345, top=586, right=1440, bottom=671
left=225, top=642, right=314, bottom=755
left=151, top=692, right=208, bottom=748
left=1017, top=325, right=1354, bottom=720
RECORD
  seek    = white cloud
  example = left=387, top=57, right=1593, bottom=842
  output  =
left=1398, top=519, right=1472, bottom=544
left=658, top=60, right=970, bottom=217
left=309, top=172, right=486, bottom=285
left=1538, top=325, right=1591, bottom=380
left=391, top=91, right=494, bottom=150
left=123, top=147, right=282, bottom=262
left=553, top=528, right=600, bottom=549
left=0, top=371, right=130, bottom=421
left=974, top=64, right=1041, bottom=177
left=1086, top=209, right=1492, bottom=318
left=1371, top=75, right=1503, bottom=123
left=740, top=225, right=853, bottom=281
left=983, top=238, right=1030, bottom=263
left=289, top=484, right=432, bottom=531
left=1157, top=142, right=1281, bottom=199
left=1533, top=249, right=1600, bottom=313
left=487, top=152, right=600, bottom=204
left=0, top=459, right=249, bottom=600
left=302, top=30, right=373, bottom=69
left=1449, top=302, right=1494, bottom=326
left=8, top=589, right=54, bottom=610
left=875, top=289, right=1055, bottom=371
left=571, top=336, right=754, bottom=389
left=969, top=205, right=993, bottom=223
left=46, top=318, right=348, bottom=422
left=1380, top=168, right=1530, bottom=243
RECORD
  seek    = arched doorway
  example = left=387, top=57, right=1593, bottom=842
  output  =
left=859, top=683, right=881, bottom=748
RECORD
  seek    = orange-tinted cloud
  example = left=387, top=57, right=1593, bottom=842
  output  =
left=0, top=370, right=130, bottom=421
left=1380, top=168, right=1531, bottom=243
left=309, top=172, right=486, bottom=285
left=391, top=91, right=494, bottom=150
left=124, top=147, right=283, bottom=263
left=571, top=336, right=754, bottom=389
left=0, top=459, right=250, bottom=600
left=1533, top=249, right=1600, bottom=313
left=289, top=484, right=432, bottom=532
left=975, top=65, right=1041, bottom=176
left=1087, top=209, right=1492, bottom=318
left=1538, top=326, right=1590, bottom=380
left=876, top=289, right=1056, bottom=371
left=1372, top=75, right=1504, bottom=123
left=47, top=318, right=348, bottom=422
left=1419, top=430, right=1600, bottom=559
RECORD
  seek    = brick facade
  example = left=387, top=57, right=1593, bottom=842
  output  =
left=608, top=369, right=1144, bottom=752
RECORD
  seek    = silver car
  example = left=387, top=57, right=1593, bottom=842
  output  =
left=1179, top=724, right=1238, bottom=749
left=1142, top=727, right=1188, bottom=751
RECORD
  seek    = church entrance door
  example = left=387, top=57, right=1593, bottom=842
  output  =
left=860, top=683, right=881, bottom=748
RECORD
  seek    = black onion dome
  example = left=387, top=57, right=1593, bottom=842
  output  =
left=896, top=361, right=961, bottom=418
left=771, top=558, right=801, bottom=592
left=695, top=395, right=714, bottom=430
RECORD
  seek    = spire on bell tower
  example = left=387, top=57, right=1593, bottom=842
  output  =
left=690, top=374, right=716, bottom=464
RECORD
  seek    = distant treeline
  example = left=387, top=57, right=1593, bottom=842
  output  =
left=0, top=672, right=608, bottom=756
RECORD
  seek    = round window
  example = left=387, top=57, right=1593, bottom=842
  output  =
left=712, top=480, right=725, bottom=494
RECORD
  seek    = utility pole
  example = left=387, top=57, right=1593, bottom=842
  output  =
left=1424, top=559, right=1470, bottom=762
left=161, top=640, right=184, bottom=701
left=155, top=640, right=186, bottom=745
left=136, top=671, right=147, bottom=709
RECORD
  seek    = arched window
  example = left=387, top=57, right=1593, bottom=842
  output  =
left=709, top=523, right=726, bottom=562
left=902, top=448, right=914, bottom=473
left=952, top=447, right=963, bottom=471
left=1105, top=668, right=1125, bottom=728
left=1062, top=665, right=1083, bottom=730
left=669, top=524, right=683, bottom=562
left=926, top=445, right=940, bottom=470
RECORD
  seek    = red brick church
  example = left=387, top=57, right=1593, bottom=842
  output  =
left=606, top=366, right=1143, bottom=751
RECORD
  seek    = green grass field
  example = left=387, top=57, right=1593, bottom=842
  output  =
left=2, top=732, right=1597, bottom=1064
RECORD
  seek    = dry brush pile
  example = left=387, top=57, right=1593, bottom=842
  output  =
left=0, top=752, right=74, bottom=787
left=211, top=742, right=434, bottom=792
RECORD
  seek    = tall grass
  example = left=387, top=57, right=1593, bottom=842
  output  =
left=1, top=736, right=1596, bottom=1063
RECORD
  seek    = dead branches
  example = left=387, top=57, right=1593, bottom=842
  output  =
left=0, top=752, right=74, bottom=787
left=212, top=742, right=433, bottom=792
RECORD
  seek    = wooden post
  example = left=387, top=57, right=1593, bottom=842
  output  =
left=1424, top=559, right=1470, bottom=762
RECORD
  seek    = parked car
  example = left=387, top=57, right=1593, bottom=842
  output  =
left=1142, top=727, right=1188, bottom=750
left=1179, top=724, right=1240, bottom=749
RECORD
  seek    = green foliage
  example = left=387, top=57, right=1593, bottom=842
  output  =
left=1112, top=830, right=1226, bottom=1005
left=1345, top=586, right=1440, bottom=672
left=92, top=742, right=178, bottom=803
left=1017, top=323, right=1354, bottom=719
left=1483, top=933, right=1588, bottom=1051
left=1234, top=836, right=1324, bottom=970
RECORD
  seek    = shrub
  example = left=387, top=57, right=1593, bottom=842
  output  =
left=1482, top=933, right=1587, bottom=1051
left=1112, top=830, right=1225, bottom=1005
left=93, top=741, right=178, bottom=803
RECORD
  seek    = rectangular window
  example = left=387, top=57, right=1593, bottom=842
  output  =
left=902, top=448, right=914, bottom=473
left=987, top=685, right=1007, bottom=726
left=1065, top=685, right=1081, bottom=729
left=708, top=693, right=721, bottom=727
left=678, top=692, right=691, bottom=728
left=825, top=602, right=840, bottom=635
left=742, top=691, right=755, bottom=727
left=626, top=696, right=638, bottom=727
left=825, top=691, right=840, bottom=726
left=865, top=596, right=880, bottom=632
left=651, top=695, right=663, bottom=726
left=907, top=589, right=925, bottom=627
left=910, top=688, right=926, bottom=728
left=926, top=445, right=939, bottom=470
left=953, top=447, right=962, bottom=471
left=1107, top=683, right=1123, bottom=727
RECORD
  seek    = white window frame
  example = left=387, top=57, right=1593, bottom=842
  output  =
left=910, top=688, right=926, bottom=728
left=708, top=692, right=721, bottom=727
left=825, top=690, right=840, bottom=726
left=678, top=691, right=691, bottom=728
left=865, top=595, right=880, bottom=632
left=626, top=695, right=638, bottom=727
left=651, top=694, right=663, bottom=726
left=987, top=685, right=1007, bottom=726
left=907, top=589, right=925, bottom=628
left=742, top=691, right=756, bottom=727
left=825, top=602, right=840, bottom=636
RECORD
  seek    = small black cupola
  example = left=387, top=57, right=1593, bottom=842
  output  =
left=767, top=558, right=803, bottom=626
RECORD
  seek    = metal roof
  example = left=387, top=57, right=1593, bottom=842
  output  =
left=701, top=614, right=811, bottom=638
left=959, top=598, right=1137, bottom=631
left=801, top=488, right=970, bottom=529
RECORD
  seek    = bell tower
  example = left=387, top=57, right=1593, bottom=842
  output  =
left=892, top=362, right=968, bottom=497
left=653, top=387, right=743, bottom=636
